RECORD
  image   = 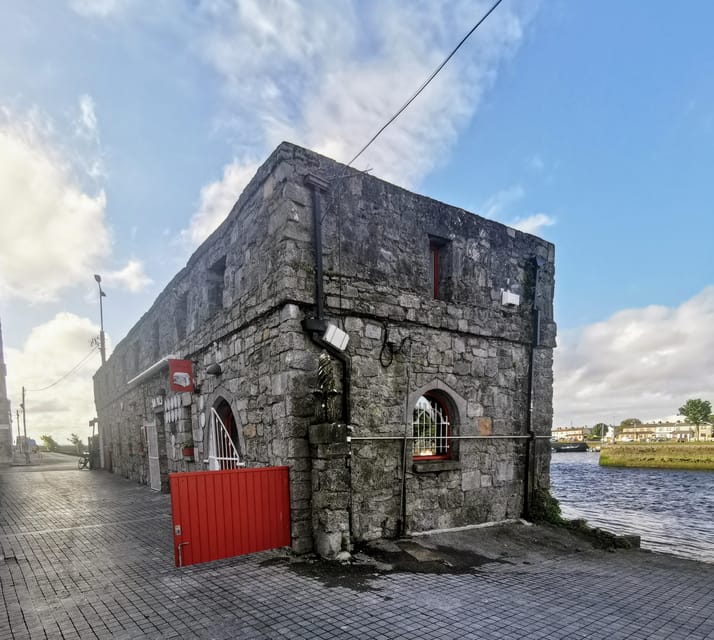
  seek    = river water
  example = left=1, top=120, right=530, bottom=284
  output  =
left=550, top=451, right=714, bottom=563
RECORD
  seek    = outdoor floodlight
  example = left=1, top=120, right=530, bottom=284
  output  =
left=323, top=323, right=349, bottom=352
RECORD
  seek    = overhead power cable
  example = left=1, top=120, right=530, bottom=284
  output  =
left=347, top=0, right=505, bottom=169
left=26, top=346, right=100, bottom=392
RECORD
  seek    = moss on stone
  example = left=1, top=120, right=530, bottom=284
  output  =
left=528, top=489, right=565, bottom=525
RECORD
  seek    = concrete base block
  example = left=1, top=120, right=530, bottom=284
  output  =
left=315, top=530, right=342, bottom=558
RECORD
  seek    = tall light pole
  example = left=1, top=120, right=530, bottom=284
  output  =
left=94, top=274, right=107, bottom=365
left=21, top=386, right=28, bottom=464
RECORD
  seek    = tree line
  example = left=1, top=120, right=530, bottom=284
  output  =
left=38, top=433, right=84, bottom=453
left=589, top=398, right=712, bottom=440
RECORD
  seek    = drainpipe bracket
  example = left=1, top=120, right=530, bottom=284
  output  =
left=304, top=173, right=329, bottom=191
left=302, top=318, right=327, bottom=334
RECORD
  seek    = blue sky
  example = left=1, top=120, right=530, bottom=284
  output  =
left=1, top=0, right=712, bottom=443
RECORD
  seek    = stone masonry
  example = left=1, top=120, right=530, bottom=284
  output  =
left=93, top=142, right=556, bottom=556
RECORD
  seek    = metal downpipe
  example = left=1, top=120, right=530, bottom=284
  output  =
left=398, top=340, right=413, bottom=537
left=302, top=174, right=352, bottom=424
left=522, top=256, right=544, bottom=519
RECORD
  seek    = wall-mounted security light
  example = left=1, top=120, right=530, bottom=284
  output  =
left=206, top=363, right=222, bottom=376
left=323, top=323, right=349, bottom=351
left=501, top=290, right=520, bottom=307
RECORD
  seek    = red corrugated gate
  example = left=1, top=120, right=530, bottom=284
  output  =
left=169, top=467, right=291, bottom=567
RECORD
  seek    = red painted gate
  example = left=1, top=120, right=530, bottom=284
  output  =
left=169, top=467, right=291, bottom=567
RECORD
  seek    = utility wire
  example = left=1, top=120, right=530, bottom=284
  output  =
left=347, top=0, right=505, bottom=169
left=26, top=346, right=100, bottom=392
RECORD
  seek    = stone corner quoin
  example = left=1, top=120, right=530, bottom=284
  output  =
left=93, top=141, right=556, bottom=558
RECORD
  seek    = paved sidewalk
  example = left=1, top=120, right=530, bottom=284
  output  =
left=1, top=454, right=713, bottom=640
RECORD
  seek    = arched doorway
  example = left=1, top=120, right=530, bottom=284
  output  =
left=208, top=397, right=242, bottom=470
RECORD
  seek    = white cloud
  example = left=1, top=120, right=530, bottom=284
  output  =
left=6, top=313, right=105, bottom=445
left=69, top=0, right=133, bottom=17
left=0, top=106, right=111, bottom=302
left=554, top=286, right=714, bottom=427
left=527, top=154, right=544, bottom=171
left=181, top=159, right=260, bottom=245
left=510, top=213, right=555, bottom=235
left=480, top=185, right=525, bottom=219
left=75, top=94, right=99, bottom=141
left=478, top=185, right=554, bottom=236
left=182, top=0, right=531, bottom=246
left=73, top=94, right=105, bottom=177
left=103, top=259, right=153, bottom=292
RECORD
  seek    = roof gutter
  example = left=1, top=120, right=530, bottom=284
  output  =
left=126, top=354, right=180, bottom=388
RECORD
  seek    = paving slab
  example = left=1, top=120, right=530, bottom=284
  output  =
left=1, top=453, right=713, bottom=639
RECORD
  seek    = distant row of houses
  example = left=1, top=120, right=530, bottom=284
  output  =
left=553, top=423, right=712, bottom=442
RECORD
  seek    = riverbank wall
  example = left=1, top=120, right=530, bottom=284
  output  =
left=600, top=443, right=714, bottom=471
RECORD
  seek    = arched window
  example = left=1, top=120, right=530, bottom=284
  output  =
left=412, top=393, right=451, bottom=459
left=207, top=397, right=242, bottom=470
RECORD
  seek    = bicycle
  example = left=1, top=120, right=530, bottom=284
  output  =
left=78, top=453, right=90, bottom=470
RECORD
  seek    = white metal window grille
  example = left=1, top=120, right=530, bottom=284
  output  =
left=412, top=395, right=450, bottom=458
left=145, top=421, right=161, bottom=491
left=205, top=407, right=244, bottom=470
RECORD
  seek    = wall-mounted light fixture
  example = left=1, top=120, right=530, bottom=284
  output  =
left=206, top=363, right=222, bottom=376
left=323, top=323, right=349, bottom=351
left=501, top=290, right=520, bottom=307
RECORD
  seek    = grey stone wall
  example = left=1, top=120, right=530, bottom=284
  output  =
left=308, top=422, right=351, bottom=557
left=94, top=141, right=555, bottom=555
left=341, top=318, right=545, bottom=541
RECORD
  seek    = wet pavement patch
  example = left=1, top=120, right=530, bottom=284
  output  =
left=260, top=538, right=508, bottom=593
left=367, top=539, right=509, bottom=575
left=260, top=555, right=385, bottom=593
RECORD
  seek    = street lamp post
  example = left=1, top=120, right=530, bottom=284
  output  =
left=94, top=274, right=107, bottom=365
left=21, top=386, right=28, bottom=464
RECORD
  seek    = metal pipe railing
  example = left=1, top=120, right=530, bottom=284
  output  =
left=349, top=434, right=551, bottom=441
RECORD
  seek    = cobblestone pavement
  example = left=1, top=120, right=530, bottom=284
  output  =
left=1, top=454, right=713, bottom=640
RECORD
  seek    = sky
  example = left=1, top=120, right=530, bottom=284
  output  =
left=1, top=0, right=712, bottom=446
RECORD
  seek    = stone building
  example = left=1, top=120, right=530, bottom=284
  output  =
left=93, top=142, right=556, bottom=556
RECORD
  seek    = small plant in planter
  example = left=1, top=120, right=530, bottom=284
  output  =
left=180, top=439, right=194, bottom=460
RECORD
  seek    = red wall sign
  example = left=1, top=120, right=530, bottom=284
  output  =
left=168, top=359, right=193, bottom=393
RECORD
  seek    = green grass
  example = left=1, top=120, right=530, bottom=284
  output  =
left=599, top=443, right=714, bottom=471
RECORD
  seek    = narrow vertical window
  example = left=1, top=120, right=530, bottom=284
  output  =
left=207, top=256, right=227, bottom=316
left=430, top=241, right=440, bottom=299
left=428, top=236, right=451, bottom=300
left=131, top=341, right=140, bottom=375
left=151, top=321, right=160, bottom=362
left=175, top=292, right=188, bottom=340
